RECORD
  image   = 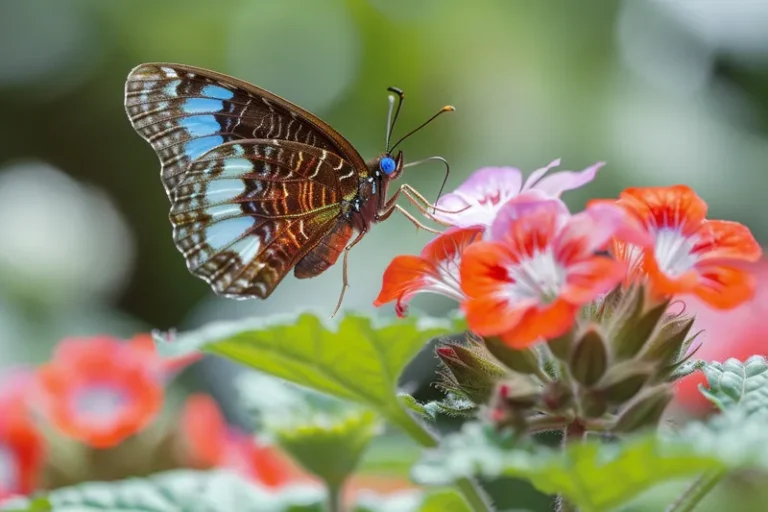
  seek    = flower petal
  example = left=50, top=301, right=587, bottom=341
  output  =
left=500, top=300, right=578, bottom=349
left=554, top=204, right=641, bottom=263
left=489, top=197, right=570, bottom=247
left=453, top=166, right=524, bottom=200
left=522, top=158, right=561, bottom=190
left=620, top=185, right=708, bottom=235
left=693, top=220, right=763, bottom=263
left=561, top=257, right=626, bottom=304
left=692, top=264, right=756, bottom=310
left=421, top=226, right=484, bottom=263
left=459, top=241, right=515, bottom=298
left=373, top=255, right=435, bottom=307
left=532, top=161, right=603, bottom=196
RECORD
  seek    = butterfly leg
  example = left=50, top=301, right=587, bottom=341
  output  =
left=382, top=185, right=468, bottom=226
left=376, top=202, right=442, bottom=234
left=330, top=229, right=368, bottom=319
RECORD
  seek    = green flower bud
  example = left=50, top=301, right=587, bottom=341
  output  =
left=570, top=327, right=609, bottom=387
left=435, top=337, right=507, bottom=404
left=608, top=286, right=669, bottom=360
left=612, top=385, right=673, bottom=433
left=598, top=365, right=651, bottom=405
left=484, top=335, right=541, bottom=375
left=579, top=388, right=608, bottom=418
left=642, top=316, right=696, bottom=371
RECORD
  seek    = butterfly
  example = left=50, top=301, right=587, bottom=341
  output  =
left=124, top=63, right=454, bottom=314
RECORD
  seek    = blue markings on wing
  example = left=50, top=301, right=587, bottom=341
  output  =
left=205, top=217, right=255, bottom=252
left=180, top=115, right=221, bottom=137
left=182, top=98, right=224, bottom=114
left=184, top=136, right=225, bottom=160
left=201, top=85, right=236, bottom=100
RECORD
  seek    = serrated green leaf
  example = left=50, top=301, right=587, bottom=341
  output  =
left=1, top=470, right=326, bottom=512
left=412, top=422, right=722, bottom=512
left=155, top=311, right=466, bottom=436
left=699, top=356, right=768, bottom=414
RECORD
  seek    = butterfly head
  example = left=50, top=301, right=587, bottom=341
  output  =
left=378, top=151, right=404, bottom=180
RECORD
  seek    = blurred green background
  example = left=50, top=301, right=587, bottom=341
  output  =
left=1, top=0, right=767, bottom=510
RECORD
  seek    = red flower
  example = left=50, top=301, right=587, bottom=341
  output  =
left=460, top=198, right=631, bottom=348
left=599, top=185, right=762, bottom=309
left=180, top=394, right=308, bottom=488
left=374, top=226, right=484, bottom=316
left=35, top=335, right=176, bottom=448
left=0, top=370, right=44, bottom=500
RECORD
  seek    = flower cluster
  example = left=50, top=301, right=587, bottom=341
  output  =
left=376, top=162, right=762, bottom=350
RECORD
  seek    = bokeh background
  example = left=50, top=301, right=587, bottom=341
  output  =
left=1, top=0, right=767, bottom=510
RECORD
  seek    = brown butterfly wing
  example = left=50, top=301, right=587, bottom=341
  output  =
left=124, top=63, right=368, bottom=198
left=169, top=139, right=359, bottom=299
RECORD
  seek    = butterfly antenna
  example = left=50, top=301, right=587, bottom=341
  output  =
left=390, top=105, right=454, bottom=153
left=385, top=86, right=405, bottom=153
left=403, top=156, right=451, bottom=213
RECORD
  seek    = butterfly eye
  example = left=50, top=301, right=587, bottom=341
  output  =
left=379, top=157, right=397, bottom=175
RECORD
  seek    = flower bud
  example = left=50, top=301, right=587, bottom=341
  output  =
left=484, top=335, right=540, bottom=375
left=579, top=389, right=608, bottom=418
left=612, top=385, right=673, bottom=433
left=598, top=366, right=651, bottom=405
left=642, top=316, right=696, bottom=370
left=548, top=331, right=574, bottom=361
left=609, top=286, right=668, bottom=360
left=435, top=339, right=507, bottom=404
left=498, top=375, right=542, bottom=409
left=541, top=380, right=573, bottom=413
left=570, top=327, right=608, bottom=387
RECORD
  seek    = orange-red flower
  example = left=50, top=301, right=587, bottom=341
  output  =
left=460, top=198, right=631, bottom=348
left=180, top=394, right=308, bottom=488
left=374, top=226, right=484, bottom=316
left=599, top=186, right=762, bottom=309
left=0, top=370, right=44, bottom=500
left=35, top=334, right=193, bottom=448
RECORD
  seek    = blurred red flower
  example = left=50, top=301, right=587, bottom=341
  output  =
left=180, top=394, right=308, bottom=488
left=35, top=334, right=197, bottom=449
left=675, top=258, right=768, bottom=413
left=0, top=370, right=44, bottom=501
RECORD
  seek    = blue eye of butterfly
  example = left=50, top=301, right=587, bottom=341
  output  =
left=379, top=157, right=396, bottom=175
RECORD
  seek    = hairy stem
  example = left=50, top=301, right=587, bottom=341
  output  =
left=326, top=481, right=343, bottom=512
left=390, top=406, right=494, bottom=512
left=665, top=469, right=726, bottom=512
left=557, top=421, right=586, bottom=512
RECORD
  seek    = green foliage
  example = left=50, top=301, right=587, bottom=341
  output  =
left=1, top=470, right=470, bottom=512
left=155, top=311, right=465, bottom=439
left=412, top=422, right=723, bottom=512
left=699, top=356, right=768, bottom=414
left=1, top=470, right=326, bottom=512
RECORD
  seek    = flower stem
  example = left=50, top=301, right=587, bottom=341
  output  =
left=389, top=406, right=493, bottom=512
left=665, top=469, right=726, bottom=512
left=557, top=421, right=586, bottom=512
left=326, top=481, right=343, bottom=512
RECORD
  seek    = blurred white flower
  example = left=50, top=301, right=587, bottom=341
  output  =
left=0, top=161, right=134, bottom=306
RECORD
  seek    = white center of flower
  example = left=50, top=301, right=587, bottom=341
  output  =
left=0, top=443, right=17, bottom=493
left=653, top=228, right=698, bottom=276
left=72, top=384, right=129, bottom=426
left=424, top=257, right=466, bottom=302
left=505, top=249, right=565, bottom=303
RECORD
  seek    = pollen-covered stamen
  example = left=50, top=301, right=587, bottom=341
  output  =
left=504, top=249, right=566, bottom=304
left=653, top=228, right=698, bottom=276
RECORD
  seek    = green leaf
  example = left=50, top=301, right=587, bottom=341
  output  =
left=418, top=489, right=473, bottom=512
left=277, top=409, right=381, bottom=488
left=155, top=311, right=466, bottom=437
left=412, top=422, right=722, bottom=512
left=1, top=470, right=325, bottom=512
left=699, top=356, right=768, bottom=414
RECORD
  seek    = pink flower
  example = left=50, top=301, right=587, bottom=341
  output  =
left=434, top=159, right=603, bottom=227
left=373, top=226, right=484, bottom=316
left=460, top=197, right=632, bottom=348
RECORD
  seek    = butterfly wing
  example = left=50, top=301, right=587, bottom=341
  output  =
left=124, top=63, right=368, bottom=198
left=170, top=139, right=358, bottom=299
